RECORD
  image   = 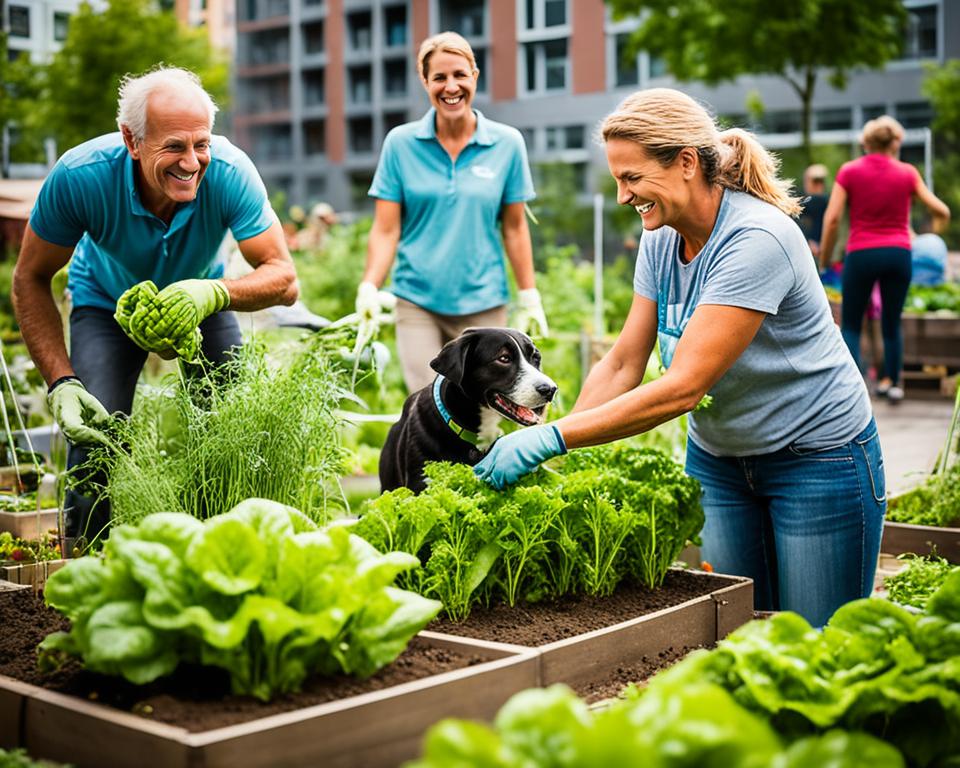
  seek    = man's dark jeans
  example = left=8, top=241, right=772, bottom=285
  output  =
left=64, top=306, right=241, bottom=542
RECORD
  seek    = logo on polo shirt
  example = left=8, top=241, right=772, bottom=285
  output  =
left=471, top=165, right=495, bottom=180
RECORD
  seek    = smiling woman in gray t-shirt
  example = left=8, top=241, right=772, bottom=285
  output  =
left=474, top=88, right=883, bottom=628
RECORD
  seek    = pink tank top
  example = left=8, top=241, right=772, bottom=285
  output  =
left=835, top=153, right=917, bottom=252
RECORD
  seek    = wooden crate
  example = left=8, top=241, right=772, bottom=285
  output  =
left=424, top=571, right=753, bottom=690
left=0, top=637, right=539, bottom=768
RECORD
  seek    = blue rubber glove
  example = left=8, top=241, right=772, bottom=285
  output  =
left=473, top=424, right=567, bottom=490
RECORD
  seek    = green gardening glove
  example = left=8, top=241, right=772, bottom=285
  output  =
left=116, top=279, right=230, bottom=361
left=48, top=379, right=113, bottom=446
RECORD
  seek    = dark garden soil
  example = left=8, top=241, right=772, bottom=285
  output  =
left=428, top=569, right=735, bottom=645
left=0, top=587, right=486, bottom=732
left=576, top=644, right=707, bottom=704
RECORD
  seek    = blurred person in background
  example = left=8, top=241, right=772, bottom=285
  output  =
left=910, top=218, right=949, bottom=287
left=474, top=88, right=881, bottom=628
left=819, top=115, right=949, bottom=402
left=798, top=163, right=829, bottom=264
left=357, top=31, right=548, bottom=394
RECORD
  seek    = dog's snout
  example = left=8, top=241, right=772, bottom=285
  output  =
left=536, top=382, right=558, bottom=401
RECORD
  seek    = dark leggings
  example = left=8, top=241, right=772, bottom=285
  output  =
left=840, top=247, right=911, bottom=385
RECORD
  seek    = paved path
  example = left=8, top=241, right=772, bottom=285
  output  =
left=872, top=394, right=954, bottom=496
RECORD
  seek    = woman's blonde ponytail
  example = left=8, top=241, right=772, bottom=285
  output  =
left=718, top=128, right=801, bottom=217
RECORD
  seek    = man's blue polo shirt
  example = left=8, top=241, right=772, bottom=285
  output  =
left=30, top=133, right=275, bottom=312
left=368, top=109, right=535, bottom=316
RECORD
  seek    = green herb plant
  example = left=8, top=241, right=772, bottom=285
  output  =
left=40, top=498, right=441, bottom=701
left=77, top=333, right=355, bottom=532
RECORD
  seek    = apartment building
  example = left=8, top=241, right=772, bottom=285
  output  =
left=232, top=0, right=957, bottom=212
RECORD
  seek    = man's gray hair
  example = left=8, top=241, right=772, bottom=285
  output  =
left=116, top=66, right=218, bottom=142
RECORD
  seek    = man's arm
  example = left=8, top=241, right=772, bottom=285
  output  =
left=12, top=224, right=76, bottom=386
left=501, top=201, right=535, bottom=291
left=225, top=220, right=299, bottom=310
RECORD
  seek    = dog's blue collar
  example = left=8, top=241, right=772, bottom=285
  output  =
left=433, top=375, right=480, bottom=446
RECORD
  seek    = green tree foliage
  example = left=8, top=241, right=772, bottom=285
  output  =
left=0, top=33, right=45, bottom=166
left=40, top=0, right=229, bottom=153
left=605, top=0, right=907, bottom=161
left=922, top=59, right=960, bottom=245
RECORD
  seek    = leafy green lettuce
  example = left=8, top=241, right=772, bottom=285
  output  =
left=406, top=683, right=904, bottom=768
left=40, top=499, right=441, bottom=700
left=354, top=445, right=703, bottom=620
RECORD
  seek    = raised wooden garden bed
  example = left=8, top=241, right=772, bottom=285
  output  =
left=881, top=521, right=960, bottom=564
left=902, top=312, right=960, bottom=369
left=0, top=508, right=60, bottom=539
left=0, top=559, right=68, bottom=588
left=0, top=584, right=539, bottom=768
left=423, top=569, right=752, bottom=698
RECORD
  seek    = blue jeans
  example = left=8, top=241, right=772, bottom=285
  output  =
left=65, top=306, right=242, bottom=540
left=685, top=419, right=886, bottom=627
left=841, top=247, right=911, bottom=385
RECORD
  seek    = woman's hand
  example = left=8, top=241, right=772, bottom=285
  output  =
left=473, top=424, right=567, bottom=489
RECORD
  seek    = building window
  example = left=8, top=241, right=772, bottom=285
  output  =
left=9, top=6, right=30, bottom=38
left=474, top=48, right=487, bottom=93
left=648, top=54, right=667, bottom=79
left=524, top=0, right=565, bottom=29
left=306, top=176, right=327, bottom=201
left=347, top=11, right=372, bottom=51
left=53, top=11, right=70, bottom=42
left=384, top=5, right=406, bottom=48
left=519, top=127, right=536, bottom=152
left=303, top=70, right=325, bottom=106
left=304, top=120, right=325, bottom=156
left=814, top=107, right=852, bottom=131
left=303, top=21, right=324, bottom=55
left=861, top=104, right=887, bottom=122
left=545, top=125, right=584, bottom=151
left=440, top=0, right=484, bottom=37
left=348, top=117, right=374, bottom=154
left=383, top=59, right=407, bottom=98
left=899, top=4, right=937, bottom=60
left=896, top=101, right=933, bottom=128
left=761, top=110, right=802, bottom=134
left=348, top=65, right=372, bottom=104
left=384, top=111, right=406, bottom=138
left=614, top=33, right=638, bottom=88
left=524, top=38, right=568, bottom=93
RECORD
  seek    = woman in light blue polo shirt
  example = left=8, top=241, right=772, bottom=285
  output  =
left=357, top=31, right=548, bottom=393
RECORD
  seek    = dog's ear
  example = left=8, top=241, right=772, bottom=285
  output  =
left=430, top=330, right=477, bottom=385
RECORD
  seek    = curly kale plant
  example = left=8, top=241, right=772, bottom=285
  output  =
left=40, top=498, right=441, bottom=701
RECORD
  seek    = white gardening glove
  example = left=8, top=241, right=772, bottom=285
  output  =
left=514, top=288, right=549, bottom=338
left=355, top=281, right=381, bottom=325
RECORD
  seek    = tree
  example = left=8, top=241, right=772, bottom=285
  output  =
left=605, top=0, right=907, bottom=161
left=922, top=60, right=960, bottom=244
left=40, top=0, right=229, bottom=154
left=0, top=33, right=45, bottom=171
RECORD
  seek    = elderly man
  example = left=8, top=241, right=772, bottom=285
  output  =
left=12, top=66, right=298, bottom=542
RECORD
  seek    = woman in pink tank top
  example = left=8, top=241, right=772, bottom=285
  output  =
left=819, top=116, right=949, bottom=402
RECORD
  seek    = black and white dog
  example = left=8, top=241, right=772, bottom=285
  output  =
left=379, top=328, right=558, bottom=493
